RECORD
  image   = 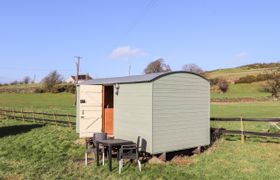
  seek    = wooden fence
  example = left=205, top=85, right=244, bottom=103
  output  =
left=211, top=117, right=280, bottom=141
left=1, top=109, right=280, bottom=139
left=0, top=108, right=76, bottom=127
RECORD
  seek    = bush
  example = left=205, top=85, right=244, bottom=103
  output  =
left=209, top=78, right=220, bottom=86
left=218, top=79, right=229, bottom=93
left=51, top=84, right=76, bottom=94
left=235, top=74, right=272, bottom=84
left=34, top=87, right=45, bottom=93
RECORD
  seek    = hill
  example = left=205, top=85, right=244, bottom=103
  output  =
left=205, top=62, right=280, bottom=82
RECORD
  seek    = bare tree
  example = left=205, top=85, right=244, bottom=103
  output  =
left=10, top=80, right=19, bottom=85
left=23, top=76, right=31, bottom=84
left=42, top=71, right=63, bottom=92
left=264, top=69, right=280, bottom=99
left=144, top=58, right=171, bottom=74
left=182, top=64, right=204, bottom=74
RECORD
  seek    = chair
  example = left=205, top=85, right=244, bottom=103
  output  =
left=118, top=136, right=142, bottom=174
left=85, top=132, right=107, bottom=166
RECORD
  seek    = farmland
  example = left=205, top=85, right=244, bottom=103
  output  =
left=1, top=82, right=280, bottom=179
left=1, top=118, right=280, bottom=179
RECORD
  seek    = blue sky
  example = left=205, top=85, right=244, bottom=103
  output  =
left=0, top=0, right=280, bottom=83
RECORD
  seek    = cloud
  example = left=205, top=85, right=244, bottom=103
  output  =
left=110, top=46, right=147, bottom=59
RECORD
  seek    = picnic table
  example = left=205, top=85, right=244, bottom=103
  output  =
left=96, top=139, right=134, bottom=171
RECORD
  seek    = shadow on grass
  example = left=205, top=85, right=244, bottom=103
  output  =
left=224, top=134, right=280, bottom=144
left=0, top=124, right=45, bottom=138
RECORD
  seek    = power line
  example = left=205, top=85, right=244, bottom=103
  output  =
left=111, top=0, right=160, bottom=48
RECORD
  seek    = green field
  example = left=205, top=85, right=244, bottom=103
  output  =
left=1, top=92, right=280, bottom=179
left=1, top=119, right=280, bottom=179
left=0, top=93, right=75, bottom=114
left=211, top=83, right=270, bottom=99
left=205, top=65, right=280, bottom=82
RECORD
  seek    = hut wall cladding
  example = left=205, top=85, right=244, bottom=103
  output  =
left=114, top=82, right=153, bottom=153
left=152, top=73, right=210, bottom=153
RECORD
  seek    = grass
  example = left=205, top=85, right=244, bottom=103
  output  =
left=0, top=83, right=42, bottom=89
left=0, top=93, right=75, bottom=114
left=211, top=82, right=270, bottom=99
left=205, top=66, right=279, bottom=81
left=1, top=92, right=280, bottom=179
left=1, top=118, right=280, bottom=179
left=211, top=101, right=280, bottom=118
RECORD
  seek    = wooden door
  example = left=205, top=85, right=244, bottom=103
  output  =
left=105, top=108, right=113, bottom=135
left=78, top=85, right=103, bottom=137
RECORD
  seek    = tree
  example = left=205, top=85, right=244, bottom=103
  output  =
left=23, top=76, right=31, bottom=84
left=144, top=58, right=171, bottom=74
left=10, top=80, right=19, bottom=85
left=182, top=64, right=204, bottom=74
left=264, top=69, right=280, bottom=99
left=42, top=71, right=63, bottom=92
left=218, top=79, right=229, bottom=93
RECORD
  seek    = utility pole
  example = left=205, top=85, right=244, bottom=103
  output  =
left=74, top=56, right=82, bottom=106
left=129, top=64, right=131, bottom=76
left=75, top=56, right=82, bottom=84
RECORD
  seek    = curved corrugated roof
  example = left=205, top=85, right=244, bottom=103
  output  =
left=79, top=71, right=208, bottom=85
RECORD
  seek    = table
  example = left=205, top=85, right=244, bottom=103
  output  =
left=96, top=139, right=134, bottom=171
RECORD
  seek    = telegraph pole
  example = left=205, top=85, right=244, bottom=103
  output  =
left=74, top=56, right=82, bottom=106
left=75, top=56, right=82, bottom=84
left=129, top=64, right=131, bottom=76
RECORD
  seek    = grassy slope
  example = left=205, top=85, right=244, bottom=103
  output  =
left=205, top=65, right=279, bottom=81
left=1, top=119, right=280, bottom=179
left=211, top=82, right=270, bottom=99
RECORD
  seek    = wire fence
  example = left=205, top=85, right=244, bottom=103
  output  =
left=0, top=108, right=76, bottom=127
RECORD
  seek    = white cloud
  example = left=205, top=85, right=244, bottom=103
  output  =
left=110, top=46, right=146, bottom=59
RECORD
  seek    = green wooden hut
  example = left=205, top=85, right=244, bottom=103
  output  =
left=76, top=71, right=210, bottom=154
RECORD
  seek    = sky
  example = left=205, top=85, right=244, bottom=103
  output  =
left=0, top=0, right=280, bottom=83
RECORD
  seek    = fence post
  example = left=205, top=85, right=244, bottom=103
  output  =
left=67, top=113, right=71, bottom=128
left=4, top=108, right=8, bottom=119
left=32, top=110, right=35, bottom=123
left=42, top=111, right=46, bottom=123
left=240, top=116, right=245, bottom=143
left=13, top=108, right=16, bottom=120
left=21, top=108, right=25, bottom=121
left=53, top=112, right=57, bottom=126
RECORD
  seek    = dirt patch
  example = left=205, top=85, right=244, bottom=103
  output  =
left=171, top=155, right=193, bottom=165
left=205, top=139, right=223, bottom=155
left=74, top=138, right=86, bottom=146
left=4, top=176, right=22, bottom=180
left=242, top=167, right=255, bottom=173
left=148, top=156, right=165, bottom=165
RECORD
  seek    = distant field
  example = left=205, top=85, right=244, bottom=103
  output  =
left=0, top=93, right=75, bottom=114
left=211, top=82, right=270, bottom=99
left=0, top=83, right=42, bottom=89
left=211, top=101, right=280, bottom=118
left=205, top=66, right=279, bottom=82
